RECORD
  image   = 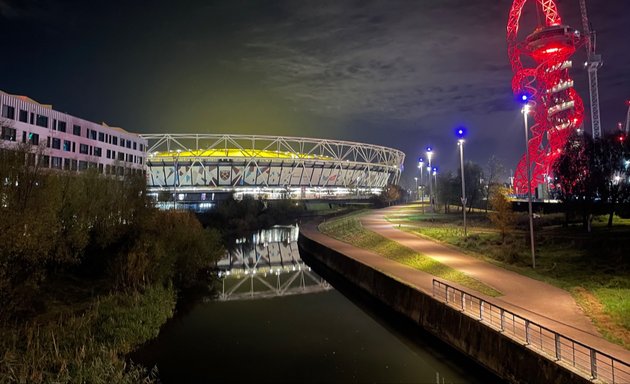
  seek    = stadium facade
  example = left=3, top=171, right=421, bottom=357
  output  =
left=142, top=133, right=405, bottom=209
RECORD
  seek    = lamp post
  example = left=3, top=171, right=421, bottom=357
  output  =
left=432, top=167, right=438, bottom=211
left=426, top=147, right=433, bottom=212
left=522, top=100, right=536, bottom=269
left=418, top=157, right=425, bottom=211
left=456, top=127, right=467, bottom=238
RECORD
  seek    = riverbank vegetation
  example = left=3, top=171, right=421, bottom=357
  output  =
left=318, top=213, right=500, bottom=297
left=387, top=203, right=630, bottom=349
left=198, top=197, right=304, bottom=240
left=0, top=145, right=224, bottom=382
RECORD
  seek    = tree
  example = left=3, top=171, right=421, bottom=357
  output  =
left=553, top=132, right=630, bottom=229
left=484, top=156, right=506, bottom=212
left=461, top=161, right=484, bottom=212
left=488, top=186, right=515, bottom=242
left=436, top=171, right=459, bottom=213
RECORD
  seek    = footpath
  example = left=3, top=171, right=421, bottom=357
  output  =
left=300, top=205, right=630, bottom=364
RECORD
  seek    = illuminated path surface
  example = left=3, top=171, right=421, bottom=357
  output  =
left=301, top=206, right=630, bottom=363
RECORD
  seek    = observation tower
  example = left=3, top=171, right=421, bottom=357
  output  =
left=507, top=0, right=584, bottom=195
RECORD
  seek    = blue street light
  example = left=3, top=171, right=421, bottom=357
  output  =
left=456, top=127, right=467, bottom=238
left=426, top=147, right=434, bottom=212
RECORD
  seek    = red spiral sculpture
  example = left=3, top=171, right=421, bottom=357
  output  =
left=507, top=0, right=584, bottom=194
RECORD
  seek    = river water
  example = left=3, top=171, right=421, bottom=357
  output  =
left=132, top=225, right=498, bottom=383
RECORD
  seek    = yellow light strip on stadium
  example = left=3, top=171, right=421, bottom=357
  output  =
left=151, top=149, right=331, bottom=160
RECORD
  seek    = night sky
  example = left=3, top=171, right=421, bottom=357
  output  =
left=1, top=0, right=628, bottom=186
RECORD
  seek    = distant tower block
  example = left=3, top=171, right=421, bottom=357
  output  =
left=507, top=0, right=584, bottom=195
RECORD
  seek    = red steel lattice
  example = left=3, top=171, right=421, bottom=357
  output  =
left=507, top=0, right=584, bottom=194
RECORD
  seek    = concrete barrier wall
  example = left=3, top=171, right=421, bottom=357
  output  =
left=299, top=233, right=591, bottom=384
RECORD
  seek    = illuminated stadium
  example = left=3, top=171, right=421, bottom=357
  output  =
left=141, top=134, right=405, bottom=208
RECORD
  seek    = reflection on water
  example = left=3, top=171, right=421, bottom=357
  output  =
left=217, top=225, right=331, bottom=300
left=130, top=225, right=498, bottom=383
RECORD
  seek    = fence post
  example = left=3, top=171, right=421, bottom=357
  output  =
left=525, top=320, right=530, bottom=345
left=590, top=350, right=598, bottom=380
left=479, top=300, right=483, bottom=321
left=445, top=286, right=449, bottom=303
left=555, top=334, right=561, bottom=360
left=461, top=292, right=465, bottom=311
left=500, top=308, right=504, bottom=331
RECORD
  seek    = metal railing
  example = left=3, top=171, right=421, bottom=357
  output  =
left=432, top=280, right=629, bottom=384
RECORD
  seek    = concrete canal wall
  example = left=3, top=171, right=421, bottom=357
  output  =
left=298, top=233, right=591, bottom=384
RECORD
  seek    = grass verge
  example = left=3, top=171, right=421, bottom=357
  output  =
left=319, top=214, right=501, bottom=297
left=0, top=284, right=176, bottom=383
left=387, top=208, right=630, bottom=349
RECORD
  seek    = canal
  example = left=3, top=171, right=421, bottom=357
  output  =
left=132, top=225, right=499, bottom=383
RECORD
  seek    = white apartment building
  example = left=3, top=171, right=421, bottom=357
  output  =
left=0, top=90, right=146, bottom=175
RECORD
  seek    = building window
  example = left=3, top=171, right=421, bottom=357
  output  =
left=1, top=105, right=15, bottom=120
left=94, top=147, right=102, bottom=157
left=63, top=140, right=72, bottom=152
left=51, top=138, right=61, bottom=150
left=1, top=126, right=17, bottom=141
left=57, top=121, right=66, bottom=133
left=98, top=163, right=104, bottom=173
left=120, top=138, right=125, bottom=147
left=139, top=143, right=144, bottom=152
left=126, top=140, right=131, bottom=149
left=30, top=112, right=34, bottom=124
left=72, top=142, right=76, bottom=152
left=106, top=149, right=111, bottom=159
left=133, top=141, right=137, bottom=150
left=40, top=155, right=50, bottom=168
left=73, top=125, right=81, bottom=136
left=98, top=132, right=105, bottom=142
left=139, top=157, right=143, bottom=165
left=51, top=156, right=62, bottom=169
left=79, top=143, right=89, bottom=154
left=78, top=161, right=88, bottom=171
left=118, top=152, right=125, bottom=161
left=71, top=159, right=78, bottom=171
left=36, top=114, right=48, bottom=128
left=64, top=158, right=70, bottom=170
left=29, top=133, right=39, bottom=145
left=19, top=109, right=28, bottom=122
left=90, top=130, right=97, bottom=140
left=112, top=136, right=118, bottom=146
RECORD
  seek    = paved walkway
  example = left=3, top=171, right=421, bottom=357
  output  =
left=301, top=205, right=630, bottom=363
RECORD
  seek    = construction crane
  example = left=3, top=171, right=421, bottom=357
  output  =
left=579, top=0, right=603, bottom=139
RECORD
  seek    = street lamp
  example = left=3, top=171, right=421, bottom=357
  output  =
left=426, top=147, right=433, bottom=211
left=522, top=100, right=536, bottom=269
left=418, top=157, right=425, bottom=207
left=456, top=127, right=467, bottom=238
left=432, top=167, right=438, bottom=210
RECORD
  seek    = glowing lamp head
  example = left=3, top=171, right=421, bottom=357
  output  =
left=425, top=147, right=433, bottom=161
left=520, top=94, right=529, bottom=102
left=432, top=167, right=437, bottom=176
left=455, top=127, right=467, bottom=142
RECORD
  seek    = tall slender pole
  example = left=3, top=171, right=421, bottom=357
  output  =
left=420, top=165, right=424, bottom=213
left=459, top=140, right=467, bottom=238
left=426, top=148, right=433, bottom=212
left=523, top=105, right=536, bottom=268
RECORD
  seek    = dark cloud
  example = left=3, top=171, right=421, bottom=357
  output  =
left=0, top=0, right=628, bottom=187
